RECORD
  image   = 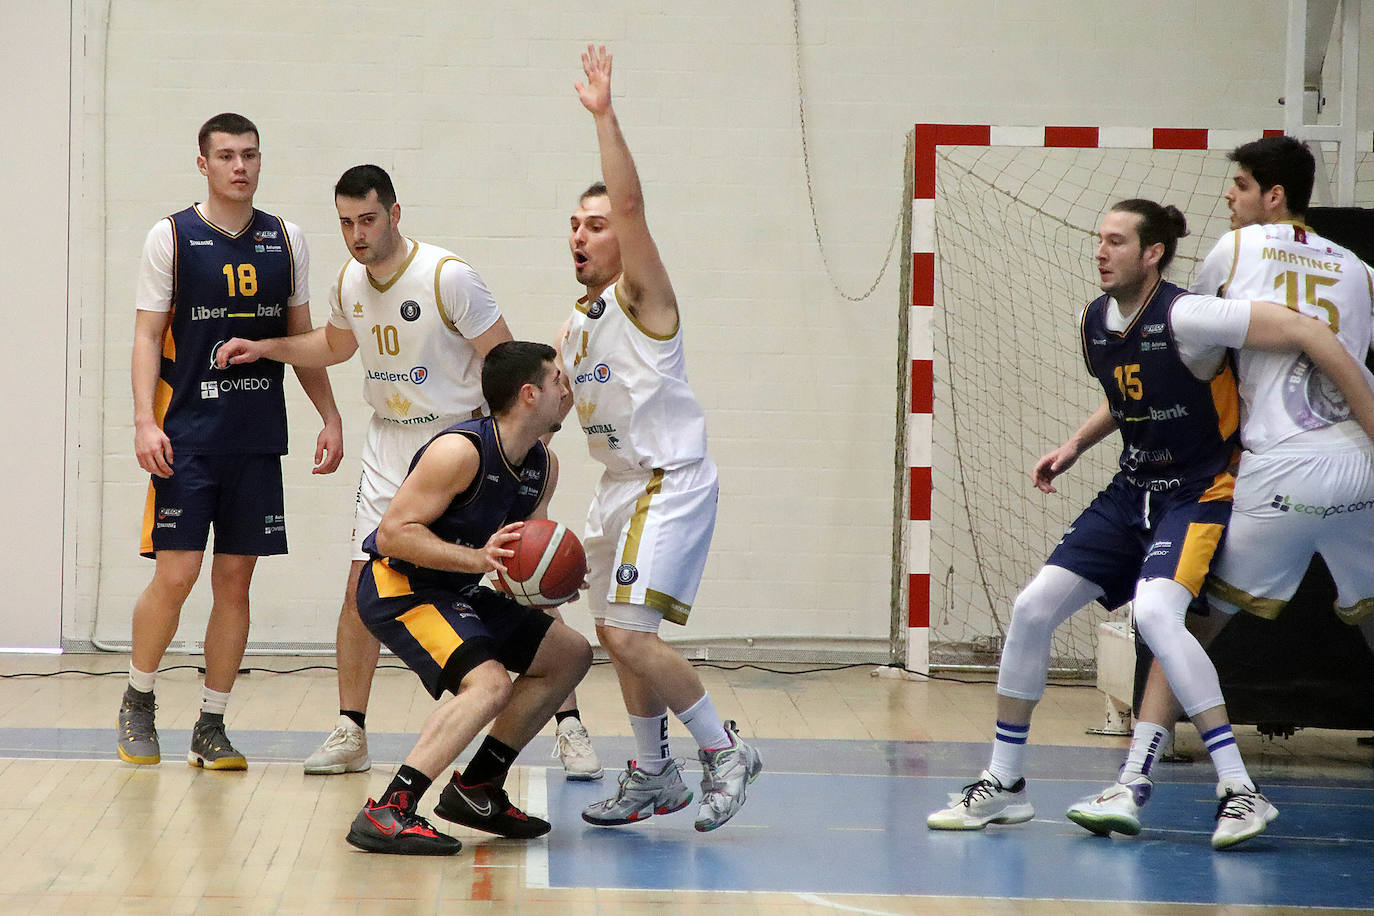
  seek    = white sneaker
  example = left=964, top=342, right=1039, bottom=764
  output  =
left=553, top=717, right=603, bottom=780
left=303, top=716, right=371, bottom=775
left=1066, top=773, right=1152, bottom=836
left=694, top=721, right=763, bottom=832
left=1211, top=779, right=1277, bottom=850
left=927, top=770, right=1034, bottom=830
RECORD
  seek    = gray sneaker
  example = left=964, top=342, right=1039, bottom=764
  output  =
left=694, top=721, right=763, bottom=832
left=582, top=759, right=693, bottom=826
left=187, top=715, right=247, bottom=770
left=553, top=717, right=603, bottom=781
left=117, top=686, right=160, bottom=765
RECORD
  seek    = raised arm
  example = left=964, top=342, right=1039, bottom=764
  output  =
left=217, top=322, right=358, bottom=369
left=1243, top=299, right=1374, bottom=443
left=576, top=44, right=678, bottom=337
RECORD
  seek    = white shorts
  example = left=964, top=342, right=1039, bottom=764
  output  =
left=584, top=458, right=718, bottom=631
left=1207, top=439, right=1374, bottom=623
left=350, top=415, right=449, bottom=559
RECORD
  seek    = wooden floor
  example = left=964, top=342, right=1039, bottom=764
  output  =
left=1, top=653, right=1371, bottom=914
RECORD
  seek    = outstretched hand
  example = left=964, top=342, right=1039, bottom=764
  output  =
left=575, top=43, right=612, bottom=115
left=1031, top=443, right=1080, bottom=494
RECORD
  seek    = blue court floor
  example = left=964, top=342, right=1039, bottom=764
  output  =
left=5, top=727, right=1372, bottom=909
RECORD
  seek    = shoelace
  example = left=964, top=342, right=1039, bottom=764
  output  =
left=552, top=726, right=595, bottom=759
left=197, top=722, right=234, bottom=753
left=322, top=725, right=360, bottom=751
left=1216, top=790, right=1262, bottom=820
left=958, top=779, right=1002, bottom=806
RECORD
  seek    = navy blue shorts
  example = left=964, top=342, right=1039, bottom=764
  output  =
left=1046, top=472, right=1233, bottom=610
left=140, top=453, right=286, bottom=558
left=357, top=558, right=554, bottom=700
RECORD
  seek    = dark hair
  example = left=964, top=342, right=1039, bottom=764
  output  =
left=482, top=341, right=558, bottom=414
left=1109, top=199, right=1189, bottom=273
left=1229, top=135, right=1316, bottom=216
left=335, top=164, right=398, bottom=209
left=580, top=181, right=609, bottom=203
left=198, top=113, right=259, bottom=155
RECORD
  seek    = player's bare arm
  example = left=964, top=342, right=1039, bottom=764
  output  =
left=576, top=43, right=678, bottom=338
left=217, top=321, right=359, bottom=369
left=467, top=317, right=514, bottom=357
left=1032, top=399, right=1116, bottom=494
left=375, top=434, right=522, bottom=574
left=132, top=308, right=175, bottom=478
left=1244, top=298, right=1374, bottom=442
left=284, top=302, right=345, bottom=474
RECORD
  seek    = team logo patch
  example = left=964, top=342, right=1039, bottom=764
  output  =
left=587, top=297, right=607, bottom=319
left=252, top=230, right=279, bottom=241
left=615, top=563, right=639, bottom=585
left=400, top=300, right=421, bottom=321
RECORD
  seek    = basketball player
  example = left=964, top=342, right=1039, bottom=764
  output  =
left=118, top=113, right=344, bottom=771
left=1067, top=136, right=1374, bottom=838
left=561, top=44, right=762, bottom=832
left=926, top=198, right=1374, bottom=849
left=216, top=165, right=602, bottom=781
left=343, top=341, right=592, bottom=856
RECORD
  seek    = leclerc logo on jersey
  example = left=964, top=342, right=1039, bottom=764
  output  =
left=575, top=363, right=612, bottom=385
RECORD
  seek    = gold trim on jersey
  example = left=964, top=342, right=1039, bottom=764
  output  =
left=190, top=203, right=255, bottom=240
left=433, top=256, right=476, bottom=334
left=1206, top=575, right=1288, bottom=620
left=644, top=588, right=690, bottom=626
left=372, top=558, right=415, bottom=599
left=615, top=468, right=666, bottom=603
left=1209, top=363, right=1241, bottom=442
left=573, top=285, right=680, bottom=340
left=366, top=239, right=420, bottom=293
left=1336, top=595, right=1374, bottom=625
left=1219, top=229, right=1240, bottom=295
left=1199, top=468, right=1236, bottom=503
left=397, top=603, right=461, bottom=669
left=1173, top=520, right=1225, bottom=596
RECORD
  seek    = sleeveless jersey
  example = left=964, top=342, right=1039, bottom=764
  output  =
left=560, top=283, right=707, bottom=474
left=1194, top=222, right=1374, bottom=453
left=362, top=416, right=549, bottom=590
left=160, top=206, right=293, bottom=454
left=1080, top=279, right=1241, bottom=489
left=329, top=240, right=499, bottom=426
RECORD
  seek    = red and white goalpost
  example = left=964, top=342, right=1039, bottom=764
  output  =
left=899, top=123, right=1329, bottom=677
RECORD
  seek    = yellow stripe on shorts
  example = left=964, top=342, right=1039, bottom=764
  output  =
left=372, top=558, right=414, bottom=599
left=616, top=468, right=665, bottom=603
left=1173, top=521, right=1225, bottom=596
left=397, top=603, right=461, bottom=670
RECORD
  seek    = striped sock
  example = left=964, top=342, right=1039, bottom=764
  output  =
left=1201, top=724, right=1250, bottom=785
left=987, top=720, right=1030, bottom=787
left=1122, top=721, right=1170, bottom=779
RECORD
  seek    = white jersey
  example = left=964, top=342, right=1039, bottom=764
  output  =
left=328, top=239, right=501, bottom=426
left=561, top=282, right=708, bottom=474
left=1193, top=222, right=1374, bottom=453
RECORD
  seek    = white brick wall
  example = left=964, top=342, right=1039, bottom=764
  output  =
left=24, top=0, right=1371, bottom=653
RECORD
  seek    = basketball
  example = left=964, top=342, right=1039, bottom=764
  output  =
left=491, top=519, right=587, bottom=606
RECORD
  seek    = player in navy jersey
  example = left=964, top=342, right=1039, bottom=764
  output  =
left=343, top=341, right=592, bottom=856
left=927, top=199, right=1374, bottom=849
left=118, top=113, right=343, bottom=772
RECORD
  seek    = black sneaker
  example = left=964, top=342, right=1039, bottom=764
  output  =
left=434, top=779, right=551, bottom=838
left=346, top=796, right=463, bottom=856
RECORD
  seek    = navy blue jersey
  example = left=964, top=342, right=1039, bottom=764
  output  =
left=1080, top=279, right=1241, bottom=490
left=363, top=416, right=550, bottom=589
left=159, top=206, right=294, bottom=454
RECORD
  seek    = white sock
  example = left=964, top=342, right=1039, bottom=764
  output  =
left=987, top=719, right=1030, bottom=787
left=630, top=712, right=670, bottom=773
left=128, top=664, right=157, bottom=694
left=676, top=692, right=729, bottom=750
left=1202, top=724, right=1251, bottom=785
left=1122, top=721, right=1170, bottom=779
left=201, top=686, right=231, bottom=717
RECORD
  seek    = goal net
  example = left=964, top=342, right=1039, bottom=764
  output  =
left=916, top=127, right=1374, bottom=675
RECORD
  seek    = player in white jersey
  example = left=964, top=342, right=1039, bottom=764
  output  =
left=218, top=166, right=597, bottom=779
left=560, top=45, right=761, bottom=833
left=1067, top=136, right=1374, bottom=839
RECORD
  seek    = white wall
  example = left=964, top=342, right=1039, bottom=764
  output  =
left=23, top=0, right=1374, bottom=655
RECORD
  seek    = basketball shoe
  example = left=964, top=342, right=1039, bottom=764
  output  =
left=926, top=770, right=1034, bottom=829
left=117, top=686, right=160, bottom=765
left=1066, top=773, right=1152, bottom=836
left=433, top=778, right=551, bottom=838
left=187, top=714, right=247, bottom=770
left=304, top=716, right=371, bottom=775
left=553, top=717, right=603, bottom=780
left=694, top=721, right=763, bottom=832
left=582, top=759, right=693, bottom=826
left=346, top=795, right=462, bottom=856
left=1211, top=779, right=1278, bottom=850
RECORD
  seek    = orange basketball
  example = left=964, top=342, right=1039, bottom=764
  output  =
left=491, top=519, right=587, bottom=606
